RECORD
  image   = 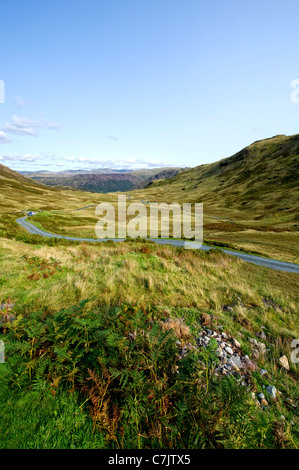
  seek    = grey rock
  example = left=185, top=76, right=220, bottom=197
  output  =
left=229, top=355, right=243, bottom=369
left=266, top=385, right=277, bottom=398
left=225, top=346, right=233, bottom=355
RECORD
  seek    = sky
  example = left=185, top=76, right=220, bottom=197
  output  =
left=0, top=0, right=299, bottom=172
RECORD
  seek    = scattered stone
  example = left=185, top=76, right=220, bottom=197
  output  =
left=251, top=349, right=259, bottom=359
left=249, top=338, right=258, bottom=346
left=260, top=398, right=269, bottom=407
left=128, top=333, right=136, bottom=342
left=223, top=305, right=234, bottom=312
left=260, top=369, right=267, bottom=376
left=258, top=393, right=265, bottom=400
left=232, top=338, right=241, bottom=348
left=243, top=356, right=256, bottom=371
left=266, top=385, right=277, bottom=398
left=278, top=355, right=290, bottom=371
left=258, top=342, right=266, bottom=354
left=225, top=346, right=233, bottom=355
left=229, top=355, right=243, bottom=370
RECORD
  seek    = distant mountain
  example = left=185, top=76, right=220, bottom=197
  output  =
left=32, top=173, right=141, bottom=193
left=25, top=167, right=187, bottom=193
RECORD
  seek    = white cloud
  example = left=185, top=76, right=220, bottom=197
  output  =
left=61, top=156, right=173, bottom=170
left=0, top=153, right=39, bottom=162
left=1, top=115, right=61, bottom=137
left=0, top=131, right=11, bottom=144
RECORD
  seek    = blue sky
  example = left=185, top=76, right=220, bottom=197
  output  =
left=0, top=0, right=299, bottom=172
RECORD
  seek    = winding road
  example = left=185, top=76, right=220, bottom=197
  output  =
left=16, top=215, right=299, bottom=274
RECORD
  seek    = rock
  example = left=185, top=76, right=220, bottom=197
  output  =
left=258, top=342, right=266, bottom=354
left=260, top=369, right=267, bottom=376
left=278, top=355, right=290, bottom=371
left=216, top=348, right=223, bottom=357
left=260, top=398, right=269, bottom=407
left=266, top=385, right=277, bottom=398
left=226, top=306, right=234, bottom=312
left=128, top=333, right=136, bottom=341
left=243, top=356, right=256, bottom=371
left=225, top=346, right=233, bottom=355
left=232, top=338, right=241, bottom=348
left=251, top=349, right=259, bottom=359
left=260, top=331, right=266, bottom=340
left=229, top=355, right=243, bottom=370
left=258, top=393, right=265, bottom=400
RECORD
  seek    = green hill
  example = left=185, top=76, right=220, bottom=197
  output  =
left=133, top=134, right=299, bottom=227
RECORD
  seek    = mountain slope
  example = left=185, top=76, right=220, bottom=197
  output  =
left=133, top=168, right=187, bottom=189
left=133, top=134, right=299, bottom=226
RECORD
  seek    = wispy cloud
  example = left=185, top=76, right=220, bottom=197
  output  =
left=106, top=135, right=119, bottom=142
left=1, top=115, right=61, bottom=137
left=0, top=131, right=11, bottom=144
left=14, top=96, right=26, bottom=108
left=0, top=153, right=39, bottom=162
left=62, top=156, right=174, bottom=170
left=1, top=152, right=179, bottom=171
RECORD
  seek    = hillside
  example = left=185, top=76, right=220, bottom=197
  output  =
left=0, top=163, right=59, bottom=212
left=0, top=162, right=104, bottom=215
left=0, top=163, right=41, bottom=185
left=132, top=134, right=299, bottom=227
left=133, top=167, right=187, bottom=189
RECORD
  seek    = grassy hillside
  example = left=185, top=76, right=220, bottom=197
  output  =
left=128, top=135, right=299, bottom=262
left=0, top=237, right=298, bottom=449
left=132, top=134, right=299, bottom=227
left=0, top=147, right=298, bottom=449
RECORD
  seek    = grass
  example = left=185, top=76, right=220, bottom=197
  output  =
left=0, top=143, right=298, bottom=449
left=0, top=236, right=298, bottom=449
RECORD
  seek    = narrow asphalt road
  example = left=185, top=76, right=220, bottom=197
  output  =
left=16, top=216, right=299, bottom=274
